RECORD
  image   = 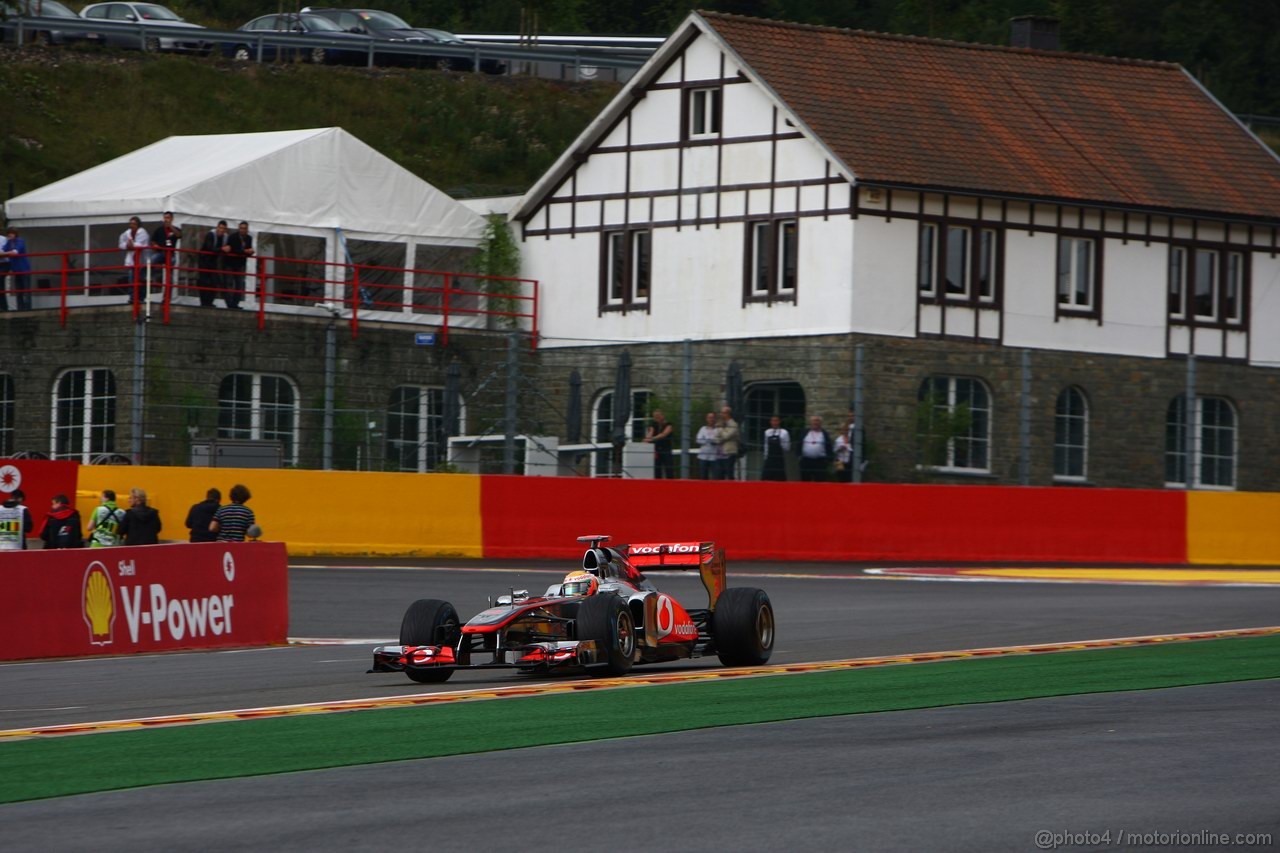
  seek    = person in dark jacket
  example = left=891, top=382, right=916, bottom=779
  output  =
left=119, top=487, right=162, bottom=545
left=224, top=221, right=255, bottom=309
left=796, top=415, right=835, bottom=482
left=185, top=487, right=221, bottom=543
left=40, top=494, right=84, bottom=549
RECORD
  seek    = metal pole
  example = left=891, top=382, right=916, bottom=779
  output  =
left=503, top=332, right=518, bottom=474
left=1019, top=349, right=1031, bottom=485
left=852, top=343, right=864, bottom=483
left=323, top=319, right=335, bottom=470
left=1185, top=354, right=1197, bottom=488
left=680, top=339, right=692, bottom=479
left=131, top=315, right=146, bottom=464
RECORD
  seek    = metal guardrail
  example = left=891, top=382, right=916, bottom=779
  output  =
left=0, top=17, right=652, bottom=71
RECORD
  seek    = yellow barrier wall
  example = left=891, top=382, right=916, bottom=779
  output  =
left=75, top=466, right=483, bottom=557
left=1187, top=491, right=1280, bottom=565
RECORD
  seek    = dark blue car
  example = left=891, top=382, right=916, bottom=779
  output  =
left=223, top=12, right=371, bottom=65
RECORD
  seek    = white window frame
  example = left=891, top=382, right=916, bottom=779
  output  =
left=50, top=368, right=116, bottom=463
left=1056, top=235, right=1096, bottom=311
left=1192, top=248, right=1218, bottom=321
left=1168, top=245, right=1187, bottom=320
left=748, top=219, right=798, bottom=299
left=1165, top=394, right=1237, bottom=490
left=217, top=372, right=300, bottom=465
left=386, top=385, right=462, bottom=473
left=1053, top=386, right=1088, bottom=482
left=687, top=87, right=722, bottom=138
left=1225, top=251, right=1244, bottom=323
left=603, top=229, right=651, bottom=309
left=917, top=376, right=991, bottom=473
left=591, top=388, right=652, bottom=477
left=918, top=223, right=998, bottom=303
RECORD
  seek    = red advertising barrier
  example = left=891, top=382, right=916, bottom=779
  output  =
left=0, top=459, right=80, bottom=545
left=480, top=478, right=1187, bottom=564
left=0, top=542, right=288, bottom=661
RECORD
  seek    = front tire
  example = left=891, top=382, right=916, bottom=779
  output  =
left=144, top=35, right=161, bottom=52
left=232, top=45, right=251, bottom=61
left=576, top=594, right=635, bottom=676
left=399, top=598, right=460, bottom=683
left=713, top=587, right=775, bottom=666
left=307, top=46, right=326, bottom=64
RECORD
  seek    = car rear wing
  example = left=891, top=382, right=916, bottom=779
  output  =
left=625, top=541, right=726, bottom=609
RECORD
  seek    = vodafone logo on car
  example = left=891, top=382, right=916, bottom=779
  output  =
left=631, top=543, right=699, bottom=555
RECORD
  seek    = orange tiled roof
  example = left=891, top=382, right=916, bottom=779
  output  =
left=701, top=12, right=1280, bottom=221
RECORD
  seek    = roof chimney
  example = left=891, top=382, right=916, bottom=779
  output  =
left=1010, top=15, right=1060, bottom=50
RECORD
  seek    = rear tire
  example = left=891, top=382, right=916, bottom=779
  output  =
left=232, top=45, right=251, bottom=61
left=575, top=594, right=635, bottom=676
left=713, top=587, right=775, bottom=666
left=308, top=46, right=326, bottom=64
left=399, top=598, right=459, bottom=683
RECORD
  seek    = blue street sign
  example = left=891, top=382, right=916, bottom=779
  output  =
left=415, top=333, right=436, bottom=346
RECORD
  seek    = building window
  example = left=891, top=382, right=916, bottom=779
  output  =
left=52, top=368, right=116, bottom=462
left=601, top=229, right=650, bottom=310
left=916, top=376, right=991, bottom=472
left=1056, top=236, right=1098, bottom=313
left=918, top=222, right=999, bottom=303
left=0, top=375, right=13, bottom=457
left=1053, top=386, right=1088, bottom=481
left=592, top=388, right=652, bottom=477
left=686, top=87, right=722, bottom=138
left=1165, top=394, right=1236, bottom=489
left=745, top=219, right=798, bottom=302
left=1169, top=245, right=1247, bottom=326
left=218, top=373, right=299, bottom=464
left=386, top=386, right=452, bottom=473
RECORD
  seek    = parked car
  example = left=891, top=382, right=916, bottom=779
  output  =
left=79, top=1, right=208, bottom=53
left=223, top=12, right=370, bottom=65
left=301, top=7, right=505, bottom=73
left=2, top=0, right=101, bottom=45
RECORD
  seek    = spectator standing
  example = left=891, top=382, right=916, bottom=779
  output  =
left=211, top=484, right=256, bottom=542
left=40, top=494, right=84, bottom=549
left=643, top=409, right=676, bottom=479
left=695, top=411, right=720, bottom=480
left=797, top=415, right=834, bottom=482
left=0, top=229, right=9, bottom=311
left=715, top=406, right=740, bottom=480
left=185, top=487, right=221, bottom=543
left=833, top=410, right=859, bottom=483
left=118, top=216, right=150, bottom=300
left=2, top=228, right=32, bottom=310
left=149, top=211, right=183, bottom=273
left=120, top=487, right=162, bottom=545
left=761, top=415, right=791, bottom=481
left=87, top=489, right=126, bottom=548
left=224, top=221, right=255, bottom=310
left=0, top=489, right=33, bottom=550
left=198, top=221, right=230, bottom=308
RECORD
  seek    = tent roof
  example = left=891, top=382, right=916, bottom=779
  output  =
left=6, top=127, right=485, bottom=241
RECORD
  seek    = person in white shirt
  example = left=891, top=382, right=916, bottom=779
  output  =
left=761, top=415, right=791, bottom=481
left=118, top=216, right=151, bottom=302
left=695, top=411, right=721, bottom=480
left=797, top=415, right=834, bottom=482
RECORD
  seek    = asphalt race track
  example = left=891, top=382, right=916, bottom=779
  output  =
left=3, top=559, right=1279, bottom=851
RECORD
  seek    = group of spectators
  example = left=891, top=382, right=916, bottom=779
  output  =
left=640, top=406, right=864, bottom=482
left=120, top=213, right=256, bottom=309
left=0, top=485, right=258, bottom=550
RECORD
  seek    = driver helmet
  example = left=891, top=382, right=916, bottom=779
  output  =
left=561, top=570, right=599, bottom=597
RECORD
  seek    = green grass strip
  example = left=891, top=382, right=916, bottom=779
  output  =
left=3, top=635, right=1279, bottom=803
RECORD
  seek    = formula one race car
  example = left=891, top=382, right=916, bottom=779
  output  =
left=370, top=536, right=775, bottom=683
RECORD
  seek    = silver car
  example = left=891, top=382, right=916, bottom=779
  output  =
left=79, top=1, right=207, bottom=52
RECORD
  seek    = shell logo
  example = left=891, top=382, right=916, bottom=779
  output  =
left=83, top=561, right=116, bottom=646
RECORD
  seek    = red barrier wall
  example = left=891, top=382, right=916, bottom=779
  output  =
left=0, top=459, right=80, bottom=545
left=480, top=478, right=1187, bottom=563
left=0, top=542, right=289, bottom=661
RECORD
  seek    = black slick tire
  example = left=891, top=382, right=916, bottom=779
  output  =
left=713, top=587, right=775, bottom=666
left=399, top=598, right=459, bottom=683
left=575, top=594, right=635, bottom=676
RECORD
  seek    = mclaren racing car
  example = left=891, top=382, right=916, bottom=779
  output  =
left=370, top=535, right=775, bottom=683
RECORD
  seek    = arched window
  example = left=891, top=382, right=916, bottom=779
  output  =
left=218, top=373, right=299, bottom=464
left=0, top=374, right=13, bottom=457
left=52, top=368, right=116, bottom=462
left=1166, top=395, right=1237, bottom=489
left=386, top=386, right=459, bottom=473
left=1053, top=386, right=1089, bottom=481
left=592, top=388, right=652, bottom=476
left=917, top=376, right=991, bottom=472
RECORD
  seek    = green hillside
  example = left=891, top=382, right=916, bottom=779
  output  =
left=0, top=48, right=618, bottom=201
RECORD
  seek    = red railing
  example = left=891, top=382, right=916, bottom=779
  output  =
left=2, top=245, right=539, bottom=346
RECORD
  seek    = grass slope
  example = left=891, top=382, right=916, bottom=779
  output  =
left=0, top=46, right=617, bottom=199
left=2, top=634, right=1279, bottom=803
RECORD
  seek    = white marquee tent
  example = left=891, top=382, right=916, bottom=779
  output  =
left=4, top=127, right=489, bottom=316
